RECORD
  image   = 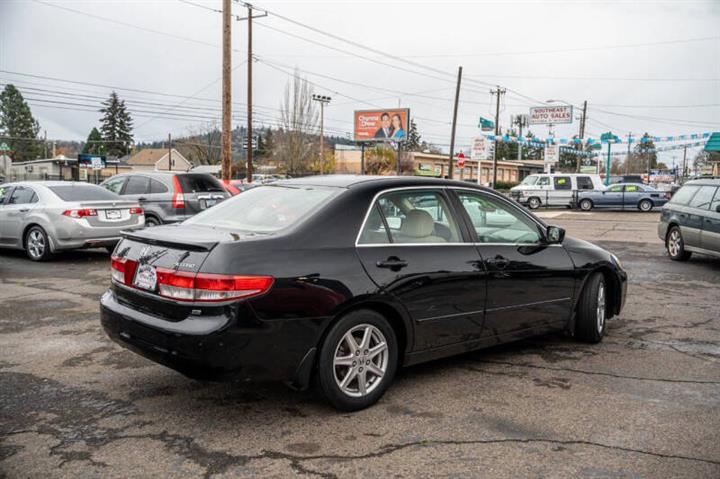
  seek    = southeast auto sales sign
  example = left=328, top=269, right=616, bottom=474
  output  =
left=529, top=106, right=574, bottom=125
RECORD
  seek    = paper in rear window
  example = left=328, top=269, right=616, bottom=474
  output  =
left=176, top=174, right=224, bottom=193
left=48, top=184, right=121, bottom=201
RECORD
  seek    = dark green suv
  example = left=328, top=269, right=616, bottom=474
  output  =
left=658, top=179, right=720, bottom=261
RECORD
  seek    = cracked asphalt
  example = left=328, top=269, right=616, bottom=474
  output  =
left=1, top=211, right=719, bottom=478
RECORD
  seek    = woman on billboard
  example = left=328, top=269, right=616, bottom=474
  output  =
left=390, top=114, right=405, bottom=139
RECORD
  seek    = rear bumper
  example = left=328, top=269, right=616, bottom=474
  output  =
left=52, top=218, right=145, bottom=251
left=99, top=289, right=326, bottom=386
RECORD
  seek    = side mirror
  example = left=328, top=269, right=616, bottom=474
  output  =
left=546, top=225, right=565, bottom=244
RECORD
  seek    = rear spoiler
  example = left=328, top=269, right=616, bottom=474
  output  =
left=120, top=230, right=217, bottom=252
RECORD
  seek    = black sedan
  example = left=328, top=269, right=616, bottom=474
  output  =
left=101, top=176, right=627, bottom=411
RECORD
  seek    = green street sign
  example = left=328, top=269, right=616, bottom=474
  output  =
left=0, top=142, right=10, bottom=152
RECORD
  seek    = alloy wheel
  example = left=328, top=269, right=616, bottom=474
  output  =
left=333, top=324, right=388, bottom=398
left=27, top=230, right=45, bottom=259
left=580, top=200, right=592, bottom=211
left=640, top=200, right=652, bottom=212
left=668, top=230, right=681, bottom=257
left=596, top=282, right=606, bottom=333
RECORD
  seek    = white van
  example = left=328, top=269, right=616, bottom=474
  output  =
left=510, top=174, right=605, bottom=209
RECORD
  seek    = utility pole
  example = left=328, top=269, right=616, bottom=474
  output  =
left=625, top=132, right=632, bottom=175
left=43, top=130, right=47, bottom=158
left=490, top=86, right=506, bottom=188
left=577, top=100, right=587, bottom=172
left=312, top=94, right=331, bottom=174
left=447, top=66, right=462, bottom=180
left=221, top=0, right=232, bottom=182
left=681, top=144, right=688, bottom=184
left=236, top=3, right=266, bottom=183
left=167, top=133, right=172, bottom=171
left=512, top=115, right=527, bottom=161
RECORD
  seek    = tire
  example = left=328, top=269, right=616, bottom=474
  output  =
left=527, top=197, right=541, bottom=210
left=666, top=226, right=691, bottom=261
left=638, top=199, right=653, bottom=212
left=144, top=216, right=161, bottom=227
left=575, top=272, right=607, bottom=343
left=25, top=226, right=53, bottom=261
left=579, top=199, right=593, bottom=211
left=316, top=309, right=398, bottom=411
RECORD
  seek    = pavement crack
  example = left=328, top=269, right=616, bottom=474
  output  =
left=469, top=360, right=720, bottom=385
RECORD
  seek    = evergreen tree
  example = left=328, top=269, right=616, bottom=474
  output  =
left=405, top=119, right=422, bottom=151
left=0, top=84, right=42, bottom=161
left=82, top=127, right=106, bottom=155
left=99, top=91, right=134, bottom=157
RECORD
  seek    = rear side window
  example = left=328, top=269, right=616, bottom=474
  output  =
left=103, top=177, right=126, bottom=194
left=358, top=204, right=391, bottom=244
left=576, top=176, right=593, bottom=190
left=176, top=174, right=224, bottom=193
left=124, top=176, right=150, bottom=195
left=554, top=176, right=571, bottom=190
left=9, top=186, right=37, bottom=204
left=49, top=184, right=120, bottom=201
left=0, top=185, right=12, bottom=204
left=150, top=179, right=168, bottom=194
left=669, top=186, right=699, bottom=205
left=184, top=185, right=339, bottom=233
left=688, top=186, right=717, bottom=210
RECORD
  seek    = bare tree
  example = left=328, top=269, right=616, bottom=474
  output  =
left=178, top=122, right=222, bottom=166
left=273, top=69, right=319, bottom=175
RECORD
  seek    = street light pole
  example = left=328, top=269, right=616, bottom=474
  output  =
left=312, top=94, right=331, bottom=174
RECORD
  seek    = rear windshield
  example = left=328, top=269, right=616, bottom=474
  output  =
left=177, top=174, right=224, bottom=193
left=185, top=185, right=340, bottom=233
left=669, top=185, right=699, bottom=205
left=49, top=184, right=121, bottom=201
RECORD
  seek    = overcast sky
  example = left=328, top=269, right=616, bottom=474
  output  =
left=1, top=0, right=719, bottom=166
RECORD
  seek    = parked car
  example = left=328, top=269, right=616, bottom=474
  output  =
left=100, top=172, right=229, bottom=226
left=101, top=175, right=627, bottom=411
left=0, top=181, right=144, bottom=261
left=577, top=183, right=670, bottom=211
left=658, top=178, right=720, bottom=261
left=510, top=173, right=605, bottom=209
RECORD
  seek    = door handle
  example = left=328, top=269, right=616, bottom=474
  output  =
left=138, top=197, right=147, bottom=201
left=376, top=257, right=408, bottom=271
left=486, top=255, right=510, bottom=269
left=19, top=208, right=29, bottom=213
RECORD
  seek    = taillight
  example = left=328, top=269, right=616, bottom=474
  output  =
left=129, top=207, right=144, bottom=215
left=62, top=208, right=97, bottom=218
left=156, top=268, right=273, bottom=302
left=110, top=255, right=137, bottom=286
left=172, top=175, right=185, bottom=209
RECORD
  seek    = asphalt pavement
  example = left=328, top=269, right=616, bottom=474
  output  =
left=1, top=211, right=719, bottom=478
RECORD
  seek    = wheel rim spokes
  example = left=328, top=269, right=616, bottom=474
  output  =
left=333, top=324, right=388, bottom=398
left=28, top=231, right=44, bottom=257
left=597, top=283, right=606, bottom=333
left=668, top=231, right=680, bottom=256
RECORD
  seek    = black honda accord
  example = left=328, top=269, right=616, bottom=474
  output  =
left=101, top=175, right=627, bottom=410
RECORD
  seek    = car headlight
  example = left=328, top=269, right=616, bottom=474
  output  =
left=610, top=253, right=623, bottom=270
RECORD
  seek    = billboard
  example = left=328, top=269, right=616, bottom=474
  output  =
left=529, top=106, right=573, bottom=125
left=77, top=153, right=106, bottom=170
left=353, top=109, right=410, bottom=142
left=544, top=144, right=560, bottom=164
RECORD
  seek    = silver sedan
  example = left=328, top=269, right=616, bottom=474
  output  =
left=0, top=181, right=145, bottom=261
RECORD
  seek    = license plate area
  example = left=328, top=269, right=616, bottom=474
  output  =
left=133, top=263, right=158, bottom=291
left=105, top=209, right=122, bottom=220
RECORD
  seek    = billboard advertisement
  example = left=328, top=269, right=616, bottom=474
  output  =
left=471, top=136, right=488, bottom=160
left=353, top=109, right=410, bottom=142
left=529, top=106, right=573, bottom=125
left=77, top=153, right=106, bottom=170
left=544, top=143, right=560, bottom=164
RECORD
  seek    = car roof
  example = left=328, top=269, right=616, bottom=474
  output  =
left=0, top=181, right=102, bottom=188
left=274, top=174, right=491, bottom=191
left=684, top=178, right=720, bottom=186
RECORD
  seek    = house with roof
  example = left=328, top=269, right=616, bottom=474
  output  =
left=127, top=148, right=192, bottom=171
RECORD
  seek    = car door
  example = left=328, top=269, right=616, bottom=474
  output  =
left=622, top=184, right=642, bottom=210
left=685, top=186, right=716, bottom=248
left=549, top=175, right=573, bottom=206
left=600, top=184, right=624, bottom=208
left=702, top=187, right=720, bottom=252
left=452, top=189, right=575, bottom=338
left=0, top=186, right=38, bottom=245
left=355, top=188, right=487, bottom=350
left=0, top=185, right=16, bottom=244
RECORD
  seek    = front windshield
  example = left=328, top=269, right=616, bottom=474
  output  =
left=185, top=185, right=340, bottom=233
left=521, top=175, right=538, bottom=186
